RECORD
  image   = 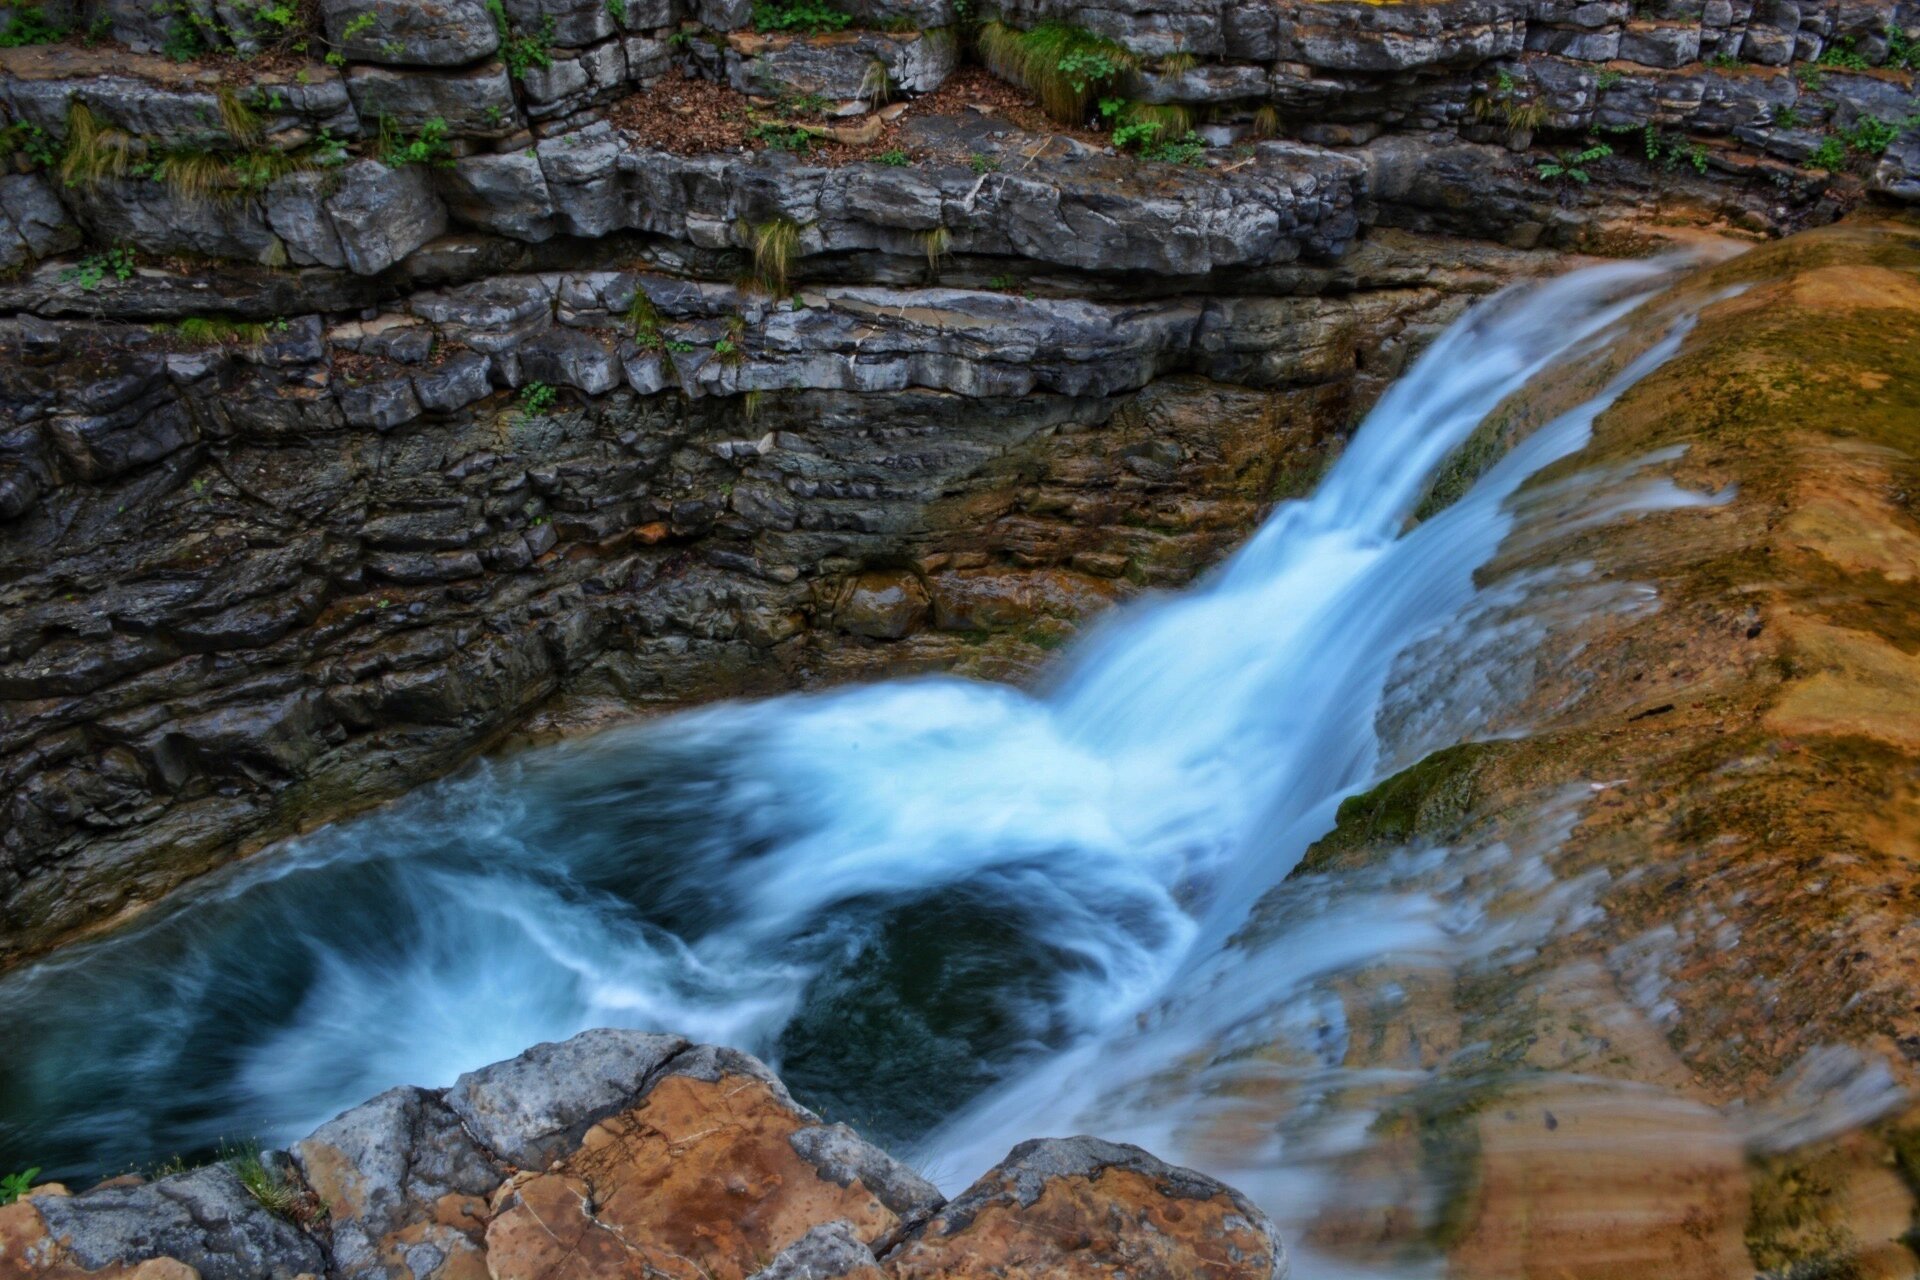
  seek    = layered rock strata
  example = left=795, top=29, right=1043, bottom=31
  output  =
left=0, top=1028, right=1289, bottom=1280
left=0, top=0, right=1916, bottom=958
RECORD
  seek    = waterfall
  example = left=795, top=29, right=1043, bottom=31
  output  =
left=0, top=258, right=1717, bottom=1250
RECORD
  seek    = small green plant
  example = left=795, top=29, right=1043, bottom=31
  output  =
left=340, top=11, right=378, bottom=39
left=747, top=121, right=813, bottom=152
left=876, top=147, right=910, bottom=166
left=1888, top=25, right=1919, bottom=70
left=751, top=0, right=850, bottom=33
left=749, top=217, right=803, bottom=294
left=1795, top=63, right=1826, bottom=90
left=63, top=246, right=136, bottom=290
left=606, top=0, right=626, bottom=22
left=378, top=116, right=454, bottom=168
left=518, top=381, right=559, bottom=417
left=1810, top=135, right=1847, bottom=168
left=1111, top=118, right=1162, bottom=150
left=1816, top=37, right=1869, bottom=70
left=663, top=338, right=696, bottom=353
left=968, top=151, right=999, bottom=173
left=0, top=5, right=66, bottom=46
left=1595, top=69, right=1623, bottom=91
left=0, top=1168, right=40, bottom=1206
left=1536, top=141, right=1613, bottom=183
left=484, top=0, right=555, bottom=79
left=1839, top=113, right=1919, bottom=155
left=0, top=118, right=59, bottom=171
left=1142, top=130, right=1206, bottom=164
left=1158, top=49, right=1197, bottom=75
left=1775, top=105, right=1802, bottom=128
left=1706, top=51, right=1743, bottom=69
left=224, top=1144, right=301, bottom=1220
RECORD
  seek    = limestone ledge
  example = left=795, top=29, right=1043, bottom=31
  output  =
left=0, top=1028, right=1290, bottom=1280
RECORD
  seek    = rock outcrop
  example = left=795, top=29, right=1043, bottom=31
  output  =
left=0, top=1030, right=1290, bottom=1280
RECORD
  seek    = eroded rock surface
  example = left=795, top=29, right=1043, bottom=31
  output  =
left=0, top=1031, right=1286, bottom=1280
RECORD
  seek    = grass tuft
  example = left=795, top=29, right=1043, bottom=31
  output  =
left=975, top=20, right=1137, bottom=124
left=59, top=103, right=136, bottom=189
left=749, top=217, right=803, bottom=294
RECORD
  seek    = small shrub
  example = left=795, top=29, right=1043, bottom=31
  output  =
left=975, top=21, right=1137, bottom=123
left=1142, top=130, right=1206, bottom=164
left=1595, top=69, right=1623, bottom=91
left=1250, top=104, right=1279, bottom=137
left=606, top=0, right=626, bottom=23
left=1816, top=37, right=1869, bottom=70
left=0, top=118, right=59, bottom=171
left=1889, top=26, right=1919, bottom=70
left=62, top=246, right=137, bottom=291
left=0, top=1168, right=40, bottom=1206
left=152, top=316, right=283, bottom=346
left=518, top=381, right=559, bottom=417
left=968, top=151, right=999, bottom=173
left=1810, top=135, right=1846, bottom=168
left=378, top=116, right=454, bottom=168
left=1775, top=105, right=1802, bottom=128
left=876, top=147, right=910, bottom=166
left=0, top=5, right=66, bottom=47
left=1706, top=51, right=1743, bottom=69
left=747, top=121, right=812, bottom=152
left=751, top=0, right=850, bottom=34
left=485, top=0, right=554, bottom=79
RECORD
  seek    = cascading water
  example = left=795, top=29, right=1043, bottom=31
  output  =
left=0, top=259, right=1726, bottom=1268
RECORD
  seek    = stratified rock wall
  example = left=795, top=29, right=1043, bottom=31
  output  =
left=1, top=0, right=1916, bottom=956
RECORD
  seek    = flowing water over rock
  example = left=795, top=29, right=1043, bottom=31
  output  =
left=0, top=258, right=1747, bottom=1271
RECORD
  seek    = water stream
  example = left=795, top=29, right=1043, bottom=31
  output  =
left=0, top=259, right=1727, bottom=1269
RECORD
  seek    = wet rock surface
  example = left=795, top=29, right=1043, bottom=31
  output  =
left=0, top=1031, right=1286, bottom=1280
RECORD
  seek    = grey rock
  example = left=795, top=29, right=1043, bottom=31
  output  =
left=0, top=174, right=82, bottom=268
left=413, top=352, right=496, bottom=411
left=292, top=1086, right=500, bottom=1280
left=445, top=1027, right=691, bottom=1167
left=747, top=1222, right=884, bottom=1280
left=32, top=1163, right=325, bottom=1280
left=347, top=63, right=520, bottom=136
left=320, top=0, right=503, bottom=65
left=788, top=1124, right=944, bottom=1230
left=339, top=376, right=424, bottom=429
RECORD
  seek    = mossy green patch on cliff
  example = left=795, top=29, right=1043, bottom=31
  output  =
left=1298, top=741, right=1507, bottom=875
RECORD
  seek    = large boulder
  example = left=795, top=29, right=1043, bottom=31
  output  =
left=886, top=1136, right=1289, bottom=1280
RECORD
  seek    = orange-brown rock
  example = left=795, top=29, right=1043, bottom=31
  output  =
left=885, top=1137, right=1286, bottom=1280
left=483, top=1047, right=941, bottom=1280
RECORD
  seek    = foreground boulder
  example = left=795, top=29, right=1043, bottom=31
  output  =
left=0, top=1030, right=1287, bottom=1280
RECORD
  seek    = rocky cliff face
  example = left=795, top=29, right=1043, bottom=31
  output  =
left=0, top=0, right=1916, bottom=958
left=0, top=1029, right=1288, bottom=1280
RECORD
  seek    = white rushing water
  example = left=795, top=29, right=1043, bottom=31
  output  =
left=0, top=259, right=1727, bottom=1260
